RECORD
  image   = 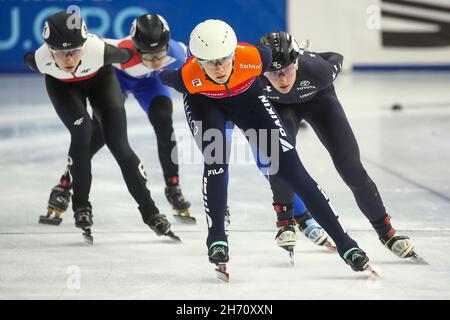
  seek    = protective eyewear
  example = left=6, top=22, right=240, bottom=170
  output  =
left=49, top=46, right=84, bottom=59
left=137, top=46, right=168, bottom=61
left=198, top=52, right=234, bottom=67
left=265, top=63, right=297, bottom=79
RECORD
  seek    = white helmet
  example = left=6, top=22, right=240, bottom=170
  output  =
left=189, top=19, right=237, bottom=60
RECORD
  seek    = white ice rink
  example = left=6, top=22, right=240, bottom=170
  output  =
left=0, top=73, right=449, bottom=300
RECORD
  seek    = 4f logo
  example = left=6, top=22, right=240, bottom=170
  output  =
left=73, top=117, right=84, bottom=126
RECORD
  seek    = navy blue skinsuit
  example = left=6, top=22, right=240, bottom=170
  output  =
left=261, top=50, right=390, bottom=237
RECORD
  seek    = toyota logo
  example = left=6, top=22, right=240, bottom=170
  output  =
left=300, top=80, right=310, bottom=86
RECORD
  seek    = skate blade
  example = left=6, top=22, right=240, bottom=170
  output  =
left=279, top=246, right=295, bottom=266
left=166, top=231, right=182, bottom=243
left=82, top=228, right=93, bottom=245
left=173, top=214, right=196, bottom=224
left=324, top=242, right=337, bottom=252
left=365, top=265, right=381, bottom=280
left=39, top=216, right=62, bottom=225
left=83, top=235, right=93, bottom=245
left=215, top=264, right=229, bottom=282
left=409, top=251, right=429, bottom=265
left=288, top=249, right=295, bottom=266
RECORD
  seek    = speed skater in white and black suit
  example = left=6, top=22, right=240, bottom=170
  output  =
left=42, top=14, right=196, bottom=225
left=24, top=11, right=180, bottom=243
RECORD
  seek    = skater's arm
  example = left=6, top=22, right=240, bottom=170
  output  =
left=319, top=52, right=343, bottom=67
left=300, top=51, right=343, bottom=90
left=159, top=69, right=189, bottom=94
left=24, top=52, right=39, bottom=73
left=103, top=43, right=133, bottom=65
left=163, top=40, right=188, bottom=70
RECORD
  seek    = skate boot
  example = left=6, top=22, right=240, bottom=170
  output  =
left=74, top=206, right=93, bottom=244
left=39, top=171, right=71, bottom=225
left=165, top=176, right=195, bottom=224
left=275, top=220, right=297, bottom=250
left=343, top=247, right=370, bottom=271
left=380, top=233, right=414, bottom=258
left=380, top=232, right=428, bottom=264
left=296, top=211, right=336, bottom=251
left=343, top=247, right=380, bottom=278
left=208, top=241, right=229, bottom=264
left=209, top=241, right=229, bottom=282
left=275, top=218, right=297, bottom=265
left=147, top=213, right=181, bottom=242
left=374, top=214, right=427, bottom=264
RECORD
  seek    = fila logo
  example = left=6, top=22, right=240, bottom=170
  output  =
left=208, top=168, right=224, bottom=176
left=73, top=117, right=84, bottom=126
left=192, top=78, right=202, bottom=87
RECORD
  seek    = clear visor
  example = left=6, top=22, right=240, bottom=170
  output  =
left=198, top=52, right=235, bottom=67
left=265, top=63, right=297, bottom=80
left=137, top=46, right=168, bottom=61
left=49, top=46, right=85, bottom=59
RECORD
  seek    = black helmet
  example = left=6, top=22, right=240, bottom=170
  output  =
left=42, top=11, right=88, bottom=50
left=131, top=14, right=170, bottom=52
left=258, top=31, right=300, bottom=71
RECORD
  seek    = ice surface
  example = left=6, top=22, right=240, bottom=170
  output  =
left=0, top=73, right=449, bottom=299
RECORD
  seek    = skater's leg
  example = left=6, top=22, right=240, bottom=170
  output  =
left=184, top=94, right=229, bottom=250
left=227, top=95, right=358, bottom=257
left=45, top=75, right=93, bottom=211
left=276, top=103, right=332, bottom=245
left=248, top=102, right=330, bottom=247
left=293, top=194, right=307, bottom=216
left=89, top=115, right=106, bottom=157
left=135, top=79, right=193, bottom=220
left=134, top=78, right=179, bottom=182
left=266, top=106, right=300, bottom=221
left=147, top=96, right=179, bottom=182
left=307, top=87, right=416, bottom=258
left=305, top=87, right=390, bottom=236
left=87, top=67, right=160, bottom=223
